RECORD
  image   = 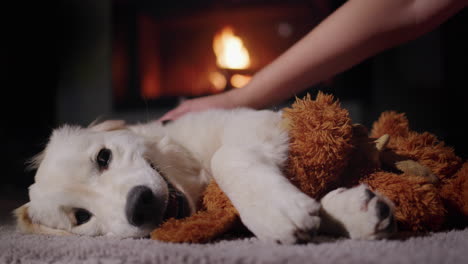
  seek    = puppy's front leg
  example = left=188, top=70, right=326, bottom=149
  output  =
left=211, top=146, right=321, bottom=244
left=320, top=185, right=396, bottom=239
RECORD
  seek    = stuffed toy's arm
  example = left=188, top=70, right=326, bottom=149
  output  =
left=151, top=181, right=240, bottom=243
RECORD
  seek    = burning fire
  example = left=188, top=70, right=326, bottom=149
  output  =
left=213, top=27, right=251, bottom=70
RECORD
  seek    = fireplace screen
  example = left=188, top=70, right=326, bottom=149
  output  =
left=112, top=0, right=329, bottom=109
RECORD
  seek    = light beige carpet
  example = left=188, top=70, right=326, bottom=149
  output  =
left=2, top=195, right=467, bottom=264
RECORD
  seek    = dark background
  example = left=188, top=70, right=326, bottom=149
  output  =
left=1, top=0, right=467, bottom=200
left=2, top=1, right=58, bottom=198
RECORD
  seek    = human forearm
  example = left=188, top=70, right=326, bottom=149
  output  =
left=158, top=0, right=466, bottom=121
left=232, top=0, right=467, bottom=109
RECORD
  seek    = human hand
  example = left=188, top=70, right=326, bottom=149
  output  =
left=158, top=92, right=239, bottom=122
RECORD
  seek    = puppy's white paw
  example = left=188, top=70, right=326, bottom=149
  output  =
left=240, top=188, right=321, bottom=244
left=320, top=184, right=396, bottom=239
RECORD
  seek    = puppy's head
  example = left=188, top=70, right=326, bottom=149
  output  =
left=14, top=120, right=183, bottom=238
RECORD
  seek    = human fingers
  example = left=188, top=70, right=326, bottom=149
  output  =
left=158, top=108, right=184, bottom=122
left=157, top=100, right=195, bottom=122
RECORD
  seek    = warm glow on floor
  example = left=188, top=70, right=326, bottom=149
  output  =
left=209, top=71, right=227, bottom=91
left=230, top=74, right=252, bottom=88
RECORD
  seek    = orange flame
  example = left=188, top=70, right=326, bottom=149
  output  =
left=213, top=27, right=250, bottom=70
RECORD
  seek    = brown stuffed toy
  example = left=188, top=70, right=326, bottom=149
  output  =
left=151, top=92, right=468, bottom=243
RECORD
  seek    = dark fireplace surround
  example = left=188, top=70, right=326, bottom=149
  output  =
left=112, top=0, right=330, bottom=110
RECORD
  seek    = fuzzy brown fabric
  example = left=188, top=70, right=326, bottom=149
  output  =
left=440, top=162, right=468, bottom=227
left=283, top=93, right=354, bottom=199
left=361, top=172, right=446, bottom=231
left=151, top=182, right=239, bottom=243
left=367, top=110, right=468, bottom=231
left=371, top=111, right=410, bottom=138
left=370, top=111, right=463, bottom=180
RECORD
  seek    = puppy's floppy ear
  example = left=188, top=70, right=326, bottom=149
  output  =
left=26, top=151, right=45, bottom=171
left=89, top=120, right=126, bottom=132
left=13, top=204, right=71, bottom=236
left=14, top=203, right=34, bottom=233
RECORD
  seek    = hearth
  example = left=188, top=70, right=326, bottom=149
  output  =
left=112, top=0, right=330, bottom=110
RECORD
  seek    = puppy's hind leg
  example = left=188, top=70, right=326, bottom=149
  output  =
left=211, top=146, right=321, bottom=244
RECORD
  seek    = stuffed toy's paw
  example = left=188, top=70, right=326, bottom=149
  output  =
left=151, top=181, right=239, bottom=243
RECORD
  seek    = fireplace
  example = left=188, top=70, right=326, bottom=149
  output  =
left=112, top=0, right=331, bottom=110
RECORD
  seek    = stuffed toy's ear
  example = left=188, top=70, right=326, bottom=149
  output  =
left=89, top=120, right=126, bottom=132
left=395, top=160, right=439, bottom=183
left=13, top=204, right=71, bottom=236
left=375, top=134, right=390, bottom=151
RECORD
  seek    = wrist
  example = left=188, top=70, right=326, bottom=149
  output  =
left=217, top=88, right=247, bottom=109
left=222, top=87, right=258, bottom=110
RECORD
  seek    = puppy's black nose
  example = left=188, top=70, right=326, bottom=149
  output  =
left=125, top=185, right=161, bottom=227
left=376, top=200, right=390, bottom=220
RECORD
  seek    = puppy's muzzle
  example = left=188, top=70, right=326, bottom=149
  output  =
left=125, top=185, right=164, bottom=227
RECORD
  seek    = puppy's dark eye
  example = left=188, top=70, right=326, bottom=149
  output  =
left=97, top=148, right=112, bottom=169
left=74, top=208, right=92, bottom=225
left=146, top=159, right=160, bottom=174
left=148, top=160, right=156, bottom=171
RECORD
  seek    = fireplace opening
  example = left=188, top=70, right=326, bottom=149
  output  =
left=112, top=0, right=331, bottom=110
